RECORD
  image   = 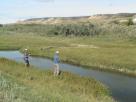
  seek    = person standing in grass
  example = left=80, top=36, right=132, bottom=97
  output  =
left=53, top=51, right=60, bottom=76
left=24, top=49, right=30, bottom=67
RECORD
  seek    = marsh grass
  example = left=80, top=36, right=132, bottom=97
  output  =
left=0, top=58, right=114, bottom=102
left=0, top=72, right=48, bottom=102
left=0, top=34, right=136, bottom=75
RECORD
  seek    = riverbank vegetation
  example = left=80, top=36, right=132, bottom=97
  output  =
left=0, top=58, right=114, bottom=102
left=0, top=33, right=136, bottom=76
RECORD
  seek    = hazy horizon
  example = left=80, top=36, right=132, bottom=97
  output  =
left=0, top=0, right=136, bottom=24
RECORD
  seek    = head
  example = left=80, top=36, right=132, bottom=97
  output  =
left=24, top=49, right=28, bottom=52
left=55, top=51, right=59, bottom=55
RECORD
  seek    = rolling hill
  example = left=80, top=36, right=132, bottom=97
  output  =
left=16, top=13, right=136, bottom=24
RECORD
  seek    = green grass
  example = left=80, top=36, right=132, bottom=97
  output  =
left=0, top=21, right=135, bottom=101
left=0, top=58, right=114, bottom=102
left=0, top=73, right=48, bottom=102
left=0, top=34, right=136, bottom=76
left=0, top=17, right=135, bottom=101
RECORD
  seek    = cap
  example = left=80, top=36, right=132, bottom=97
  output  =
left=56, top=51, right=59, bottom=54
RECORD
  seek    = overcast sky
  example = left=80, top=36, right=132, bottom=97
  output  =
left=0, top=0, right=136, bottom=24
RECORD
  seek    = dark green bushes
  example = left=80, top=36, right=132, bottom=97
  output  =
left=0, top=23, right=102, bottom=37
left=48, top=23, right=102, bottom=36
left=0, top=24, right=3, bottom=27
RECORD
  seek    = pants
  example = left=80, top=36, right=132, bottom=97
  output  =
left=54, top=64, right=59, bottom=76
left=25, top=60, right=30, bottom=67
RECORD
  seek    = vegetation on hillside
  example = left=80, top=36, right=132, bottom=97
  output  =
left=0, top=15, right=136, bottom=38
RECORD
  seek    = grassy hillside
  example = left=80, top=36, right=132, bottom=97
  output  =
left=1, top=14, right=136, bottom=38
left=0, top=58, right=114, bottom=102
left=16, top=13, right=136, bottom=25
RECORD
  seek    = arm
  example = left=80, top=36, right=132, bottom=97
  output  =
left=57, top=56, right=60, bottom=63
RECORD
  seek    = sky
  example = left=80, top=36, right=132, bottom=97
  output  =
left=0, top=0, right=136, bottom=24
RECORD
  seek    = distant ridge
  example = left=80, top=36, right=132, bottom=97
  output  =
left=95, top=13, right=136, bottom=17
left=25, top=16, right=90, bottom=21
left=16, top=13, right=136, bottom=24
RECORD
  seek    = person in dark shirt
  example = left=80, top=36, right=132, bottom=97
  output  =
left=24, top=49, right=30, bottom=67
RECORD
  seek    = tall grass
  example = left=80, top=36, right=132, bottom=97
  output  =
left=0, top=73, right=48, bottom=102
left=0, top=58, right=114, bottom=102
left=0, top=33, right=136, bottom=75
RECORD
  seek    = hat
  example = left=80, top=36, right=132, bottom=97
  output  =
left=25, top=49, right=28, bottom=51
left=56, top=51, right=59, bottom=54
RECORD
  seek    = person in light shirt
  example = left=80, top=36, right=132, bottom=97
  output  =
left=53, top=51, right=60, bottom=76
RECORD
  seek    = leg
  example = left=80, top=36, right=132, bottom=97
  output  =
left=26, top=60, right=30, bottom=67
left=56, top=64, right=60, bottom=76
left=54, top=64, right=57, bottom=76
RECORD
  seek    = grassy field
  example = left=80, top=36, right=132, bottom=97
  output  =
left=0, top=58, right=114, bottom=102
left=0, top=33, right=136, bottom=76
left=0, top=73, right=47, bottom=102
left=0, top=17, right=135, bottom=101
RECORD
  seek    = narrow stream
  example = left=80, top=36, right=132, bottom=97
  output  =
left=0, top=51, right=136, bottom=102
